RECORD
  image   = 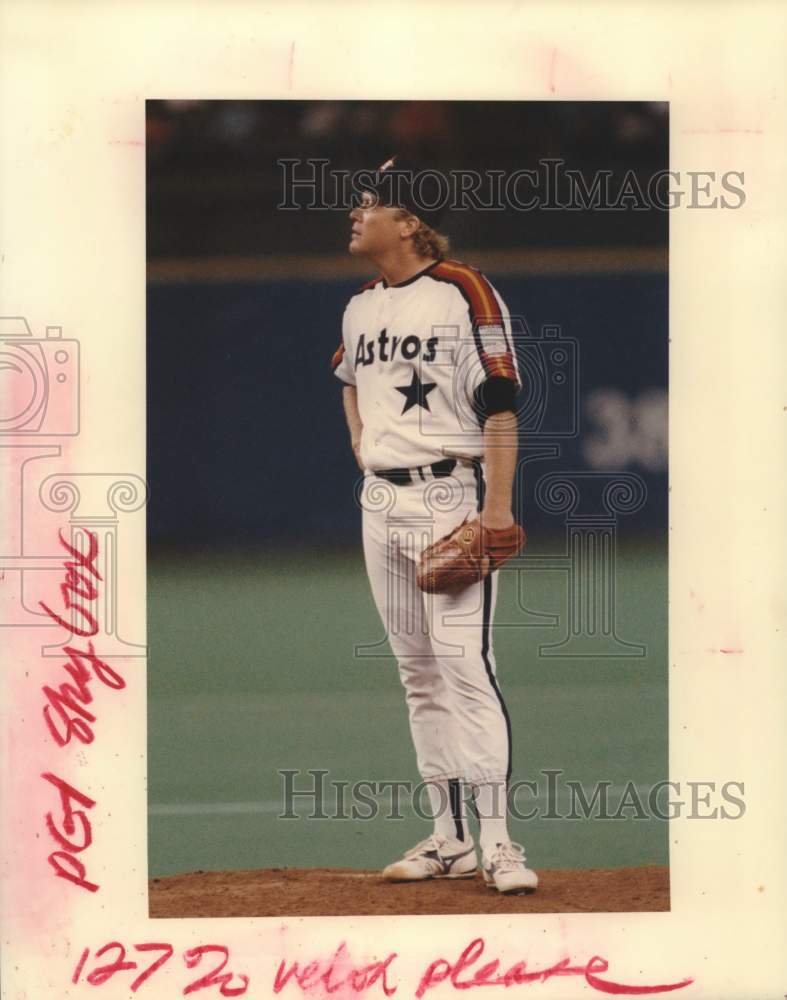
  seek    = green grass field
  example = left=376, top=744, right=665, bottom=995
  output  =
left=147, top=543, right=668, bottom=877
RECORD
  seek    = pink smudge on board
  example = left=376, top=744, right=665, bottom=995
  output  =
left=689, top=588, right=704, bottom=612
left=1, top=655, right=73, bottom=938
left=548, top=48, right=558, bottom=93
left=288, top=42, right=296, bottom=90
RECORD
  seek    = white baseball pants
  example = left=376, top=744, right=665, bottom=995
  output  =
left=360, top=460, right=512, bottom=786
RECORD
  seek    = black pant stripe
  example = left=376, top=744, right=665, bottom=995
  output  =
left=472, top=459, right=513, bottom=785
left=482, top=574, right=513, bottom=784
left=448, top=778, right=465, bottom=841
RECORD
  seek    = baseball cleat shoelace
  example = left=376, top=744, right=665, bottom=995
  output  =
left=482, top=841, right=539, bottom=894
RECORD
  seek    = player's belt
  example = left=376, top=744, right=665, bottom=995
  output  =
left=373, top=458, right=457, bottom=486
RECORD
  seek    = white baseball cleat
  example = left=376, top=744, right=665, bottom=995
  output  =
left=482, top=841, right=539, bottom=894
left=382, top=834, right=478, bottom=882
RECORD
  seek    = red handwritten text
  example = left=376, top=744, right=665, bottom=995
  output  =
left=73, top=941, right=249, bottom=994
left=415, top=938, right=693, bottom=997
left=274, top=942, right=398, bottom=996
left=42, top=640, right=125, bottom=746
left=39, top=528, right=125, bottom=894
left=39, top=527, right=102, bottom=637
left=42, top=771, right=98, bottom=893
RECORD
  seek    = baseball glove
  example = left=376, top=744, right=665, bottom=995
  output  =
left=417, top=517, right=526, bottom=594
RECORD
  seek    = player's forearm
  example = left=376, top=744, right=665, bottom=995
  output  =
left=342, top=385, right=363, bottom=441
left=481, top=410, right=518, bottom=529
left=342, top=385, right=364, bottom=469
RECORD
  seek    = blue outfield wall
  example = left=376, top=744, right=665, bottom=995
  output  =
left=147, top=271, right=667, bottom=549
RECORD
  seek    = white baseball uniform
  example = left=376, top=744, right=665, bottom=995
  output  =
left=333, top=258, right=521, bottom=827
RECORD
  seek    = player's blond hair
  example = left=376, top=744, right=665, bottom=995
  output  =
left=394, top=209, right=450, bottom=260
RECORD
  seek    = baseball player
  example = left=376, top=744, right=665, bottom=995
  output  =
left=332, top=156, right=537, bottom=894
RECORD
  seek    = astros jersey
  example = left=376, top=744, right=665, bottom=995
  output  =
left=332, top=258, right=521, bottom=470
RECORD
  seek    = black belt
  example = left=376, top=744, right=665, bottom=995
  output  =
left=373, top=458, right=457, bottom=486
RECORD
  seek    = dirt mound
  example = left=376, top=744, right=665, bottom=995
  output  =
left=149, top=865, right=669, bottom=917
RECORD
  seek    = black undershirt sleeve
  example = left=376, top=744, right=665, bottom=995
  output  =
left=472, top=376, right=518, bottom=424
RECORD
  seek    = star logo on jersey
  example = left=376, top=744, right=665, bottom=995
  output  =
left=395, top=371, right=437, bottom=414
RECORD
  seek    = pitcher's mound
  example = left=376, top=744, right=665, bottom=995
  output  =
left=149, top=865, right=669, bottom=917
